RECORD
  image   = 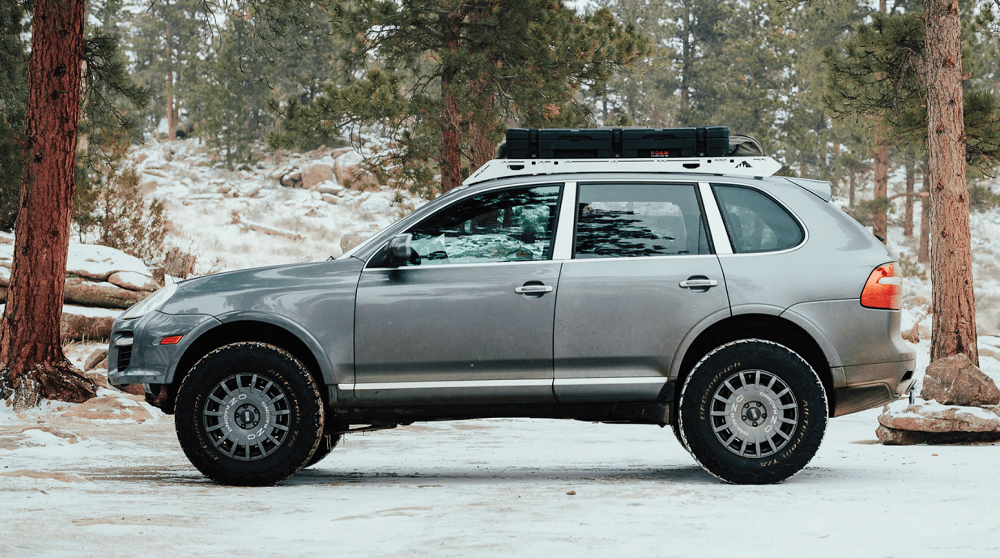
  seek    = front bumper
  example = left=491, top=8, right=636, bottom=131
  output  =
left=108, top=311, right=220, bottom=386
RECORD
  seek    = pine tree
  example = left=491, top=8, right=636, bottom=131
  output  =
left=825, top=6, right=1000, bottom=365
left=270, top=0, right=649, bottom=194
left=0, top=0, right=28, bottom=232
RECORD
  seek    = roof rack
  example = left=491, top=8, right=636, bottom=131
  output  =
left=464, top=156, right=783, bottom=185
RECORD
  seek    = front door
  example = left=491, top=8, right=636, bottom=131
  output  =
left=354, top=184, right=563, bottom=404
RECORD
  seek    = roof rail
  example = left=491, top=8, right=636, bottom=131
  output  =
left=464, top=156, right=783, bottom=185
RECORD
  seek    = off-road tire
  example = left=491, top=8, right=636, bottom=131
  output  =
left=678, top=339, right=827, bottom=484
left=304, top=429, right=342, bottom=468
left=175, top=343, right=324, bottom=486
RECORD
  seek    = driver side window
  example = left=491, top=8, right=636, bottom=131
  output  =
left=404, top=184, right=561, bottom=266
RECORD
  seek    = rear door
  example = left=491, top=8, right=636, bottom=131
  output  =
left=353, top=184, right=563, bottom=404
left=553, top=182, right=731, bottom=401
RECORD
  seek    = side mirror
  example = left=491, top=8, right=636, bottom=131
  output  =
left=386, top=234, right=418, bottom=267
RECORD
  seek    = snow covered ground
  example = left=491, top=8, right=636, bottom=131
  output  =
left=2, top=139, right=1000, bottom=556
left=2, top=372, right=999, bottom=557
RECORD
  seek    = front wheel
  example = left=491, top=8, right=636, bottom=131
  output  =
left=678, top=339, right=827, bottom=484
left=175, top=343, right=324, bottom=486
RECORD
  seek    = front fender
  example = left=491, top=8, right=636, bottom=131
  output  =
left=207, top=310, right=346, bottom=387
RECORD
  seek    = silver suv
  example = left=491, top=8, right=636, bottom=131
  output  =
left=109, top=130, right=915, bottom=486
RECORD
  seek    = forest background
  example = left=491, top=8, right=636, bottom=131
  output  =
left=2, top=0, right=1000, bottom=406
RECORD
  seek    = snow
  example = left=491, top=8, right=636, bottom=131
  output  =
left=1, top=393, right=999, bottom=556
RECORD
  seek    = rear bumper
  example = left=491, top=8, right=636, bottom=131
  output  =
left=832, top=359, right=916, bottom=417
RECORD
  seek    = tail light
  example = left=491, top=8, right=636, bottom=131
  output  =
left=861, top=263, right=902, bottom=310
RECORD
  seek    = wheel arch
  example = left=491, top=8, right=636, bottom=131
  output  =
left=672, top=310, right=838, bottom=416
left=169, top=314, right=337, bottom=403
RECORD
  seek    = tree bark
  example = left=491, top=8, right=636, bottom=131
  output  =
left=439, top=14, right=462, bottom=194
left=0, top=0, right=97, bottom=409
left=849, top=171, right=856, bottom=207
left=924, top=0, right=977, bottom=365
left=918, top=155, right=931, bottom=263
left=903, top=157, right=915, bottom=237
left=872, top=141, right=889, bottom=242
left=166, top=21, right=176, bottom=139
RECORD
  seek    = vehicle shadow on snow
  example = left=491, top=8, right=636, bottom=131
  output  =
left=285, top=464, right=718, bottom=486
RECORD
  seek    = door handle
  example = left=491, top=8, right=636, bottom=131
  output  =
left=679, top=278, right=718, bottom=289
left=515, top=285, right=554, bottom=294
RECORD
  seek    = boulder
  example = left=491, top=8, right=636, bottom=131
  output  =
left=876, top=425, right=1000, bottom=445
left=314, top=181, right=345, bottom=195
left=334, top=151, right=377, bottom=189
left=879, top=401, right=1000, bottom=433
left=876, top=400, right=1000, bottom=445
left=302, top=163, right=334, bottom=189
left=921, top=353, right=1000, bottom=407
left=340, top=232, right=369, bottom=253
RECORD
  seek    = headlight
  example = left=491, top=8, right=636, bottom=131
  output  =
left=121, top=283, right=178, bottom=320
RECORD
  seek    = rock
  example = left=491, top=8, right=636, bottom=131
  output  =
left=340, top=232, right=369, bottom=253
left=880, top=401, right=1000, bottom=432
left=314, top=181, right=344, bottom=195
left=921, top=353, right=1000, bottom=407
left=322, top=194, right=339, bottom=205
left=302, top=163, right=334, bottom=189
left=876, top=424, right=1000, bottom=445
left=271, top=164, right=293, bottom=183
left=108, top=271, right=159, bottom=292
left=877, top=400, right=1000, bottom=445
left=334, top=151, right=377, bottom=189
left=84, top=349, right=109, bottom=372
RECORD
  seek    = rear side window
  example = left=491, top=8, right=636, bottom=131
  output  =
left=712, top=184, right=804, bottom=253
left=574, top=183, right=711, bottom=258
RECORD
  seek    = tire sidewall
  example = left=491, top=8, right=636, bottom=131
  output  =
left=175, top=342, right=324, bottom=486
left=679, top=339, right=828, bottom=484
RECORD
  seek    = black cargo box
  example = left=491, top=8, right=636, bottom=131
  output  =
left=503, top=126, right=730, bottom=159
left=537, top=129, right=615, bottom=159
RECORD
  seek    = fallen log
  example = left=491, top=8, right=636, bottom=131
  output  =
left=61, top=314, right=115, bottom=343
left=234, top=215, right=304, bottom=240
left=63, top=278, right=145, bottom=309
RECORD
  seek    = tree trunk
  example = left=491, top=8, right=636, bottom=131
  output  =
left=918, top=155, right=930, bottom=263
left=849, top=171, right=856, bottom=207
left=439, top=15, right=462, bottom=194
left=0, top=0, right=97, bottom=409
left=872, top=141, right=889, bottom=242
left=924, top=0, right=977, bottom=366
left=166, top=21, right=176, bottom=139
left=903, top=157, right=915, bottom=237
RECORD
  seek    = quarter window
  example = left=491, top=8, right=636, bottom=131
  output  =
left=712, top=184, right=804, bottom=253
left=402, top=184, right=561, bottom=265
left=574, top=183, right=711, bottom=258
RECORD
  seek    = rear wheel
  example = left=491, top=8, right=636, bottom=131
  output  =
left=678, top=339, right=827, bottom=484
left=175, top=343, right=324, bottom=486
